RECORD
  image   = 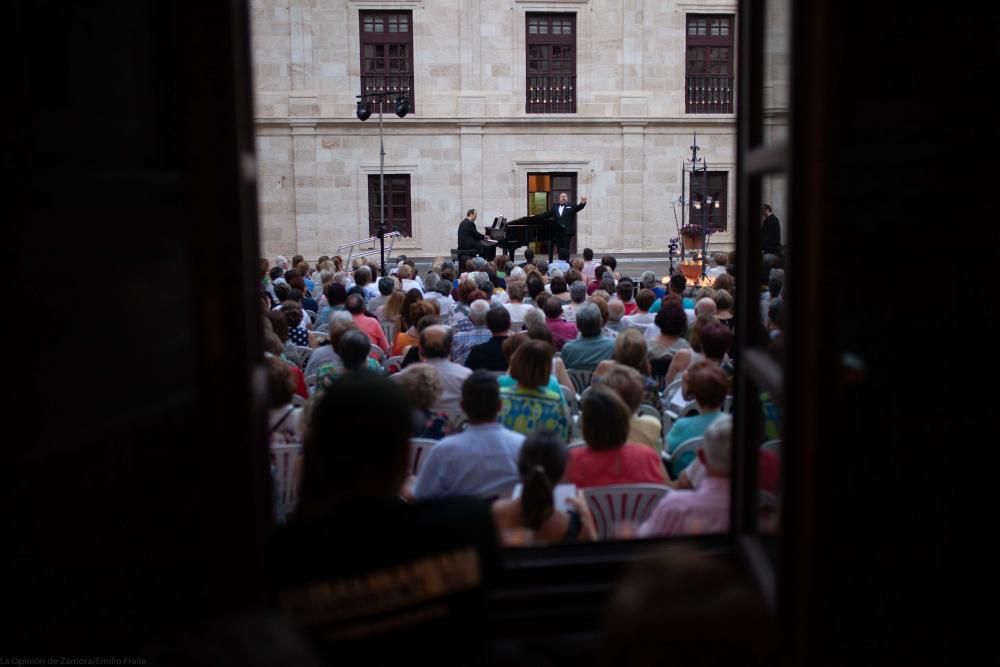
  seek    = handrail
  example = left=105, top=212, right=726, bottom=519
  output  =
left=335, top=231, right=402, bottom=268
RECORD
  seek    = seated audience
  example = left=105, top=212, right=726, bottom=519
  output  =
left=560, top=304, right=616, bottom=371
left=640, top=415, right=733, bottom=537
left=491, top=431, right=597, bottom=547
left=393, top=299, right=438, bottom=357
left=621, top=288, right=657, bottom=332
left=615, top=279, right=639, bottom=316
left=271, top=372, right=501, bottom=664
left=664, top=361, right=729, bottom=480
left=396, top=363, right=451, bottom=440
left=502, top=281, right=533, bottom=331
left=367, top=276, right=396, bottom=313
left=605, top=299, right=626, bottom=334
left=392, top=325, right=471, bottom=413
left=400, top=314, right=442, bottom=369
left=499, top=340, right=571, bottom=442
left=567, top=386, right=665, bottom=487
left=414, top=371, right=524, bottom=500
left=563, top=281, right=589, bottom=322
left=594, top=329, right=661, bottom=410
left=597, top=365, right=662, bottom=452
left=346, top=294, right=390, bottom=353
left=266, top=354, right=303, bottom=446
left=451, top=299, right=492, bottom=364
left=664, top=319, right=734, bottom=385
left=375, top=289, right=405, bottom=324
left=542, top=295, right=578, bottom=350
left=465, top=306, right=513, bottom=372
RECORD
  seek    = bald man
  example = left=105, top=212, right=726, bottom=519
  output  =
left=694, top=298, right=717, bottom=318
left=392, top=324, right=471, bottom=413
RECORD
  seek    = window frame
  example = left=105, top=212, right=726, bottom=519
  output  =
left=686, top=14, right=735, bottom=114
left=367, top=173, right=412, bottom=238
left=688, top=170, right=730, bottom=232
left=359, top=10, right=415, bottom=114
left=525, top=12, right=577, bottom=114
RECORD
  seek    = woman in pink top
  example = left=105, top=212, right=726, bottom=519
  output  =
left=567, top=386, right=666, bottom=488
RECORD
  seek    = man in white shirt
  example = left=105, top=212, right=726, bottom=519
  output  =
left=413, top=370, right=524, bottom=500
left=621, top=289, right=658, bottom=333
left=392, top=325, right=470, bottom=412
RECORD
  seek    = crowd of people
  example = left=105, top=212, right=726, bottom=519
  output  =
left=259, top=246, right=783, bottom=655
left=260, top=246, right=784, bottom=534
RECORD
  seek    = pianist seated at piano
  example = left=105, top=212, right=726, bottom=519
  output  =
left=457, top=209, right=497, bottom=261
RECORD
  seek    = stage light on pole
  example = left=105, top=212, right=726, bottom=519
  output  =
left=394, top=96, right=410, bottom=118
left=356, top=100, right=372, bottom=121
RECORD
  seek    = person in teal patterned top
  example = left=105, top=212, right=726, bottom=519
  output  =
left=664, top=361, right=729, bottom=479
left=499, top=339, right=570, bottom=442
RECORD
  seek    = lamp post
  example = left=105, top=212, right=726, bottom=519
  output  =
left=685, top=133, right=720, bottom=280
left=356, top=91, right=410, bottom=277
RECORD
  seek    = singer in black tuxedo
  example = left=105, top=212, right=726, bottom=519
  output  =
left=548, top=192, right=587, bottom=260
left=457, top=208, right=495, bottom=261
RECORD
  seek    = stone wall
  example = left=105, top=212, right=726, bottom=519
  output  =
left=252, top=0, right=740, bottom=259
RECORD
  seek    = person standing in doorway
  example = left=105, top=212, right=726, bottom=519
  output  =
left=549, top=192, right=587, bottom=261
left=761, top=204, right=781, bottom=257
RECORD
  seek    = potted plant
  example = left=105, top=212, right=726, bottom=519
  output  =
left=680, top=223, right=706, bottom=250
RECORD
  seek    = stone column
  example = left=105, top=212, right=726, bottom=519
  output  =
left=289, top=3, right=318, bottom=118
left=291, top=123, right=317, bottom=257
left=459, top=124, right=484, bottom=232
left=621, top=123, right=646, bottom=250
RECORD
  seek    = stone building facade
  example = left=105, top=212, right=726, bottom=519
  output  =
left=252, top=0, right=743, bottom=261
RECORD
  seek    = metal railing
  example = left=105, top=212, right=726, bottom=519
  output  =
left=526, top=75, right=576, bottom=113
left=686, top=75, right=734, bottom=113
left=336, top=230, right=402, bottom=268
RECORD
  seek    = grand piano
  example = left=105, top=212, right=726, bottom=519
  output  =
left=485, top=210, right=557, bottom=260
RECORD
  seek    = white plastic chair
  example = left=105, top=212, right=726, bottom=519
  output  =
left=369, top=344, right=387, bottom=365
left=661, top=436, right=704, bottom=476
left=636, top=404, right=661, bottom=421
left=382, top=354, right=405, bottom=374
left=408, top=438, right=438, bottom=477
left=761, top=439, right=781, bottom=453
left=380, top=321, right=397, bottom=344
left=582, top=484, right=669, bottom=540
left=294, top=345, right=313, bottom=371
left=567, top=368, right=594, bottom=396
left=291, top=394, right=307, bottom=407
left=305, top=373, right=318, bottom=395
left=271, top=443, right=304, bottom=523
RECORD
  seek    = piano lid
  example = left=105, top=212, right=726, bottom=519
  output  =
left=504, top=210, right=553, bottom=226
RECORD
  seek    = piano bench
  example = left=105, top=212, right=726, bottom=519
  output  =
left=451, top=248, right=478, bottom=266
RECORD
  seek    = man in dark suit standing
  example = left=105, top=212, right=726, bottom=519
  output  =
left=549, top=192, right=587, bottom=261
left=457, top=208, right=496, bottom=261
left=761, top=204, right=782, bottom=256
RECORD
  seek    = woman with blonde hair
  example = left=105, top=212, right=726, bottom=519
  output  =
left=594, top=329, right=661, bottom=409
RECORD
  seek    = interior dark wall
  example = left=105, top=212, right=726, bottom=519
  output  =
left=3, top=1, right=269, bottom=654
left=785, top=1, right=997, bottom=664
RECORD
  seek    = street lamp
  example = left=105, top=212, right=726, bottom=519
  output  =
left=356, top=91, right=409, bottom=277
left=681, top=132, right=720, bottom=280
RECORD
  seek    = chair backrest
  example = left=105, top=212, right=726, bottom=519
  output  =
left=761, top=439, right=781, bottom=453
left=271, top=443, right=304, bottom=523
left=662, top=436, right=704, bottom=474
left=304, top=373, right=318, bottom=394
left=294, top=345, right=313, bottom=370
left=291, top=393, right=307, bottom=408
left=583, top=484, right=669, bottom=540
left=380, top=320, right=397, bottom=344
left=567, top=368, right=593, bottom=396
left=369, top=344, right=387, bottom=364
left=408, top=438, right=438, bottom=477
left=649, top=355, right=672, bottom=382
left=636, top=403, right=661, bottom=421
left=382, top=354, right=405, bottom=374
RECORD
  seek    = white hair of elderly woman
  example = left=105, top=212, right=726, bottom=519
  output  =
left=702, top=414, right=733, bottom=475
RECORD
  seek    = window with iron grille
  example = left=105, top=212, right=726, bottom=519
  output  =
left=689, top=171, right=728, bottom=231
left=360, top=11, right=414, bottom=114
left=526, top=13, right=576, bottom=114
left=686, top=15, right=734, bottom=113
left=367, top=174, right=412, bottom=238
